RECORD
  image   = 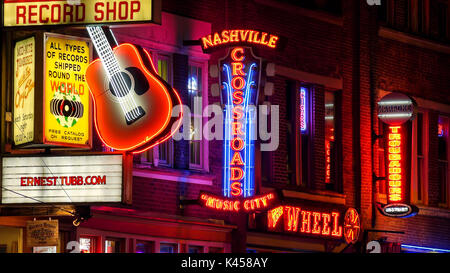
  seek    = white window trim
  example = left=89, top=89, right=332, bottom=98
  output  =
left=188, top=59, right=209, bottom=172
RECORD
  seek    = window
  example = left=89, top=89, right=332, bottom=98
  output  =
left=412, top=111, right=428, bottom=204
left=208, top=247, right=224, bottom=253
left=431, top=0, right=450, bottom=40
left=79, top=236, right=97, bottom=253
left=383, top=0, right=450, bottom=42
left=135, top=241, right=154, bottom=253
left=104, top=238, right=123, bottom=253
left=299, top=86, right=311, bottom=187
left=276, top=0, right=342, bottom=16
left=141, top=54, right=173, bottom=167
left=188, top=245, right=204, bottom=253
left=325, top=90, right=341, bottom=192
left=188, top=64, right=204, bottom=169
left=160, top=243, right=177, bottom=253
left=438, top=116, right=449, bottom=206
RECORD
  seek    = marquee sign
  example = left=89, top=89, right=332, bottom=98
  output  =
left=377, top=92, right=418, bottom=218
left=267, top=205, right=360, bottom=244
left=2, top=0, right=160, bottom=27
left=1, top=154, right=124, bottom=204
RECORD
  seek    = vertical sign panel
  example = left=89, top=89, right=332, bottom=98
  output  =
left=43, top=33, right=92, bottom=147
left=220, top=47, right=261, bottom=198
left=300, top=87, right=307, bottom=134
left=13, top=36, right=35, bottom=145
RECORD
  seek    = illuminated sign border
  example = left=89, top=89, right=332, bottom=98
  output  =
left=267, top=205, right=360, bottom=244
left=42, top=32, right=93, bottom=148
left=220, top=47, right=261, bottom=198
left=1, top=154, right=127, bottom=205
left=199, top=29, right=285, bottom=53
left=197, top=191, right=281, bottom=213
left=376, top=203, right=419, bottom=218
left=1, top=0, right=161, bottom=28
left=300, top=87, right=308, bottom=133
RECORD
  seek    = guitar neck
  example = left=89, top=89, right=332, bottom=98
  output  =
left=86, top=26, right=121, bottom=77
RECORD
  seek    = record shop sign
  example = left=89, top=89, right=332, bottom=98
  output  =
left=2, top=0, right=160, bottom=27
left=26, top=219, right=59, bottom=247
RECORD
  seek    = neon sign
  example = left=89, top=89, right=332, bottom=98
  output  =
left=377, top=92, right=418, bottom=218
left=387, top=125, right=403, bottom=203
left=200, top=30, right=279, bottom=51
left=198, top=191, right=279, bottom=213
left=220, top=47, right=261, bottom=198
left=300, top=87, right=307, bottom=133
left=267, top=205, right=361, bottom=242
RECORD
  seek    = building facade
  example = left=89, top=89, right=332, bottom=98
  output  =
left=0, top=0, right=449, bottom=253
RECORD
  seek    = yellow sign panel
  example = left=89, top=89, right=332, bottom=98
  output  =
left=44, top=33, right=91, bottom=147
left=13, top=36, right=35, bottom=145
left=3, top=0, right=154, bottom=27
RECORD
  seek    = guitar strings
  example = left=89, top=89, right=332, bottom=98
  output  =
left=87, top=27, right=141, bottom=122
left=87, top=27, right=131, bottom=119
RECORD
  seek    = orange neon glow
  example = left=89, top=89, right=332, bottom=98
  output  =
left=268, top=206, right=284, bottom=229
left=230, top=167, right=245, bottom=181
left=231, top=47, right=245, bottom=62
left=231, top=137, right=245, bottom=151
left=312, top=212, right=322, bottom=234
left=231, top=76, right=246, bottom=90
left=231, top=122, right=245, bottom=135
left=331, top=212, right=342, bottom=237
left=300, top=211, right=311, bottom=233
left=232, top=90, right=244, bottom=105
left=230, top=151, right=245, bottom=165
left=268, top=206, right=349, bottom=240
left=387, top=126, right=403, bottom=203
left=343, top=208, right=360, bottom=244
left=201, top=30, right=279, bottom=50
left=232, top=106, right=244, bottom=120
left=284, top=206, right=301, bottom=232
left=321, top=213, right=331, bottom=236
left=86, top=43, right=182, bottom=152
left=199, top=192, right=277, bottom=213
left=230, top=182, right=243, bottom=196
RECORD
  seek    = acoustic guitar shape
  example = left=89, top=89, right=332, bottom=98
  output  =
left=85, top=26, right=182, bottom=152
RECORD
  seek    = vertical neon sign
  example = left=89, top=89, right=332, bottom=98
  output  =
left=220, top=47, right=261, bottom=198
left=300, top=87, right=307, bottom=133
left=387, top=125, right=403, bottom=203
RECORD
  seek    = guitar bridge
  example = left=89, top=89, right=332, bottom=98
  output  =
left=125, top=106, right=146, bottom=125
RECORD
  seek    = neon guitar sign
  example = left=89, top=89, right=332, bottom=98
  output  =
left=85, top=26, right=182, bottom=153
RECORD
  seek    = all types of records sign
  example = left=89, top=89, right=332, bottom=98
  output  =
left=43, top=33, right=92, bottom=147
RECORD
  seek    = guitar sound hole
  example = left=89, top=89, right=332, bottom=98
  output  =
left=109, top=72, right=132, bottom=97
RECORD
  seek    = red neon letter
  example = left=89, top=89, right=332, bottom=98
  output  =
left=230, top=167, right=244, bottom=181
left=284, top=206, right=300, bottom=232
left=230, top=152, right=244, bottom=166
left=231, top=182, right=242, bottom=197
left=231, top=47, right=245, bottom=61
left=300, top=211, right=311, bottom=233
left=331, top=212, right=342, bottom=237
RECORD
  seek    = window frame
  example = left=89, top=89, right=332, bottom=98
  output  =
left=187, top=60, right=209, bottom=172
left=438, top=115, right=450, bottom=208
left=140, top=52, right=174, bottom=167
left=411, top=110, right=429, bottom=205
